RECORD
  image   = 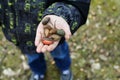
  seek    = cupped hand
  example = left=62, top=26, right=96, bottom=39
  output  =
left=35, top=15, right=71, bottom=53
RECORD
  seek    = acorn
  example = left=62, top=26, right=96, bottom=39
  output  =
left=44, top=28, right=50, bottom=37
left=41, top=17, right=65, bottom=45
left=42, top=17, right=50, bottom=25
left=49, top=28, right=57, bottom=34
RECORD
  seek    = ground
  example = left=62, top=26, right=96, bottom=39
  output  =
left=0, top=0, right=120, bottom=80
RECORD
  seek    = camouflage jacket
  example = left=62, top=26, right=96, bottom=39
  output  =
left=0, top=0, right=91, bottom=54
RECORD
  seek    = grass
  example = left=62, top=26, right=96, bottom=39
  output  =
left=0, top=0, right=120, bottom=80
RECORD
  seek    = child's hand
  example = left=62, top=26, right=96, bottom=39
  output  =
left=35, top=15, right=71, bottom=53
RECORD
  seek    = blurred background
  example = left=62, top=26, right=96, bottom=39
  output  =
left=0, top=0, right=120, bottom=80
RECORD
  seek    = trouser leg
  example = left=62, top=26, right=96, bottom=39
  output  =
left=26, top=53, right=46, bottom=75
left=54, top=53, right=71, bottom=72
left=50, top=41, right=71, bottom=72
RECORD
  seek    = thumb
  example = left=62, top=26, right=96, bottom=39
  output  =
left=65, top=33, right=71, bottom=40
left=63, top=27, right=71, bottom=40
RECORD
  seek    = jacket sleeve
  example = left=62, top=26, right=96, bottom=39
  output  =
left=43, top=0, right=91, bottom=34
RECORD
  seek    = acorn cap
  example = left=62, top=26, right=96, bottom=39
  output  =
left=42, top=17, right=50, bottom=25
left=49, top=34, right=61, bottom=41
left=56, top=29, right=65, bottom=36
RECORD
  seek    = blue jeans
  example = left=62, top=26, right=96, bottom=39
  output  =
left=26, top=41, right=71, bottom=75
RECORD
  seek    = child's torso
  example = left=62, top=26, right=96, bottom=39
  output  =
left=1, top=0, right=47, bottom=45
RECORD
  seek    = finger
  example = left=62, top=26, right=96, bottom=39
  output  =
left=36, top=42, right=44, bottom=53
left=35, top=23, right=44, bottom=46
left=35, top=31, right=41, bottom=46
left=62, top=22, right=72, bottom=40
left=41, top=45, right=48, bottom=53
left=46, top=22, right=54, bottom=29
left=47, top=41, right=59, bottom=52
left=64, top=28, right=71, bottom=40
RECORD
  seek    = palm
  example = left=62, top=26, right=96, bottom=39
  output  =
left=35, top=15, right=71, bottom=53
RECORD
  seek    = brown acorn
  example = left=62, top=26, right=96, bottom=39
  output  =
left=44, top=28, right=50, bottom=37
left=49, top=29, right=57, bottom=34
